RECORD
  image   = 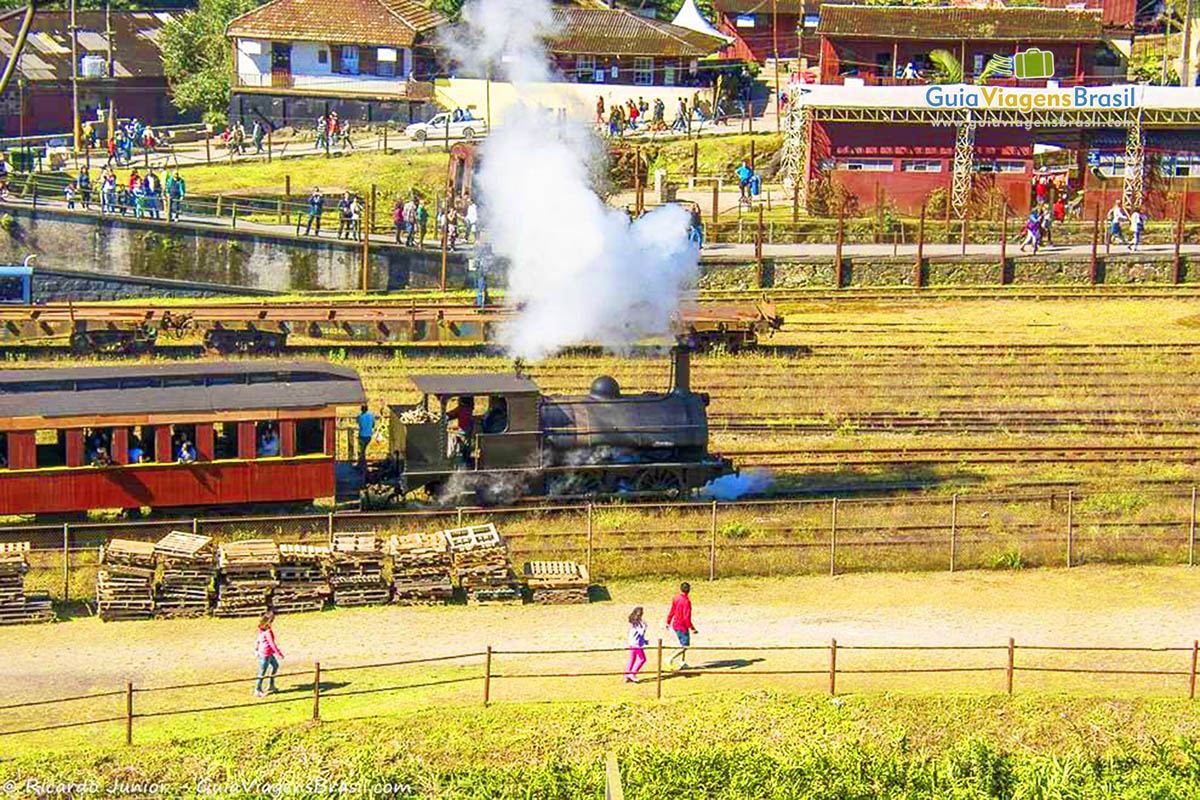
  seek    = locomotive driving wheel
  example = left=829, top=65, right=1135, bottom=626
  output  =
left=634, top=467, right=683, bottom=498
left=550, top=471, right=606, bottom=498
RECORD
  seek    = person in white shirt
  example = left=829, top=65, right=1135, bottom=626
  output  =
left=1107, top=200, right=1129, bottom=246
left=1129, top=207, right=1145, bottom=251
left=465, top=201, right=479, bottom=244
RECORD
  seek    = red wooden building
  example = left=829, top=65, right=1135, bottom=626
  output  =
left=0, top=362, right=365, bottom=516
left=713, top=0, right=816, bottom=63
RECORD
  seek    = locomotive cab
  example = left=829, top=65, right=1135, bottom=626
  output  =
left=388, top=373, right=542, bottom=497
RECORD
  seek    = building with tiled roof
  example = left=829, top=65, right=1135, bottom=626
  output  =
left=0, top=8, right=192, bottom=137
left=815, top=4, right=1125, bottom=87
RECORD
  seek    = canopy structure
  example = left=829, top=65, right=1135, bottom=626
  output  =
left=671, top=0, right=731, bottom=44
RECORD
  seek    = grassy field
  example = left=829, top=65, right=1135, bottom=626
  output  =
left=4, top=692, right=1200, bottom=797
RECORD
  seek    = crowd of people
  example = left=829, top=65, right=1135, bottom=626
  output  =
left=62, top=166, right=187, bottom=220
left=597, top=93, right=715, bottom=137
left=314, top=112, right=355, bottom=152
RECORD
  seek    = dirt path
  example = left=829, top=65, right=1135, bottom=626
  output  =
left=4, top=565, right=1199, bottom=702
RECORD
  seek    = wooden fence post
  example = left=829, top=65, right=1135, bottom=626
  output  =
left=711, top=182, right=719, bottom=244
left=1175, top=201, right=1186, bottom=284
left=708, top=500, right=717, bottom=581
left=960, top=211, right=969, bottom=255
left=792, top=180, right=800, bottom=244
left=835, top=207, right=845, bottom=288
left=457, top=507, right=464, bottom=527
left=231, top=203, right=239, bottom=229
left=327, top=511, right=334, bottom=542
left=755, top=203, right=764, bottom=287
left=1191, top=640, right=1198, bottom=700
left=692, top=140, right=699, bottom=178
left=192, top=517, right=199, bottom=536
left=949, top=494, right=957, bottom=573
left=205, top=132, right=211, bottom=165
left=1191, top=487, right=1197, bottom=568
left=586, top=503, right=594, bottom=578
left=483, top=645, right=492, bottom=706
left=1090, top=210, right=1100, bottom=282
left=829, top=498, right=838, bottom=576
left=125, top=681, right=133, bottom=745
left=62, top=523, right=70, bottom=600
left=829, top=638, right=837, bottom=696
left=655, top=639, right=663, bottom=699
left=999, top=206, right=1008, bottom=284
left=312, top=661, right=321, bottom=720
left=1006, top=638, right=1014, bottom=695
left=914, top=202, right=926, bottom=288
left=1066, top=490, right=1073, bottom=568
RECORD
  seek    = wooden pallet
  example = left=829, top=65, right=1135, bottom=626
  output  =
left=155, top=531, right=214, bottom=561
left=219, top=539, right=280, bottom=568
left=332, top=532, right=381, bottom=556
left=445, top=524, right=501, bottom=553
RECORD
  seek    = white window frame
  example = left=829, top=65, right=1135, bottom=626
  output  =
left=996, top=160, right=1027, bottom=173
left=634, top=57, right=654, bottom=86
left=901, top=159, right=942, bottom=173
left=577, top=54, right=596, bottom=82
left=839, top=158, right=894, bottom=172
left=341, top=44, right=359, bottom=75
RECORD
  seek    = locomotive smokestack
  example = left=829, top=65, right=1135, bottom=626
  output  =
left=671, top=344, right=690, bottom=394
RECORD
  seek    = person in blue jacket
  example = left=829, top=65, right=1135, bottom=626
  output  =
left=736, top=159, right=754, bottom=202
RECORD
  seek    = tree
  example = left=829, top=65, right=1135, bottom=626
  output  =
left=158, top=0, right=260, bottom=125
left=429, top=0, right=462, bottom=19
left=927, top=49, right=963, bottom=84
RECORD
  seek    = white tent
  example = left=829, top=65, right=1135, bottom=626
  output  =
left=671, top=0, right=732, bottom=43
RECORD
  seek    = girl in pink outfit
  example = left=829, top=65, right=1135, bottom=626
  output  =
left=625, top=607, right=647, bottom=683
left=254, top=612, right=284, bottom=697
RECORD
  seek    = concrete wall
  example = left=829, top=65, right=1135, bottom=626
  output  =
left=0, top=203, right=470, bottom=292
left=30, top=267, right=277, bottom=302
left=699, top=254, right=1195, bottom=289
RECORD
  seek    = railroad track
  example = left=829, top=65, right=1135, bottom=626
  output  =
left=701, top=287, right=1200, bottom=303
left=727, top=443, right=1200, bottom=468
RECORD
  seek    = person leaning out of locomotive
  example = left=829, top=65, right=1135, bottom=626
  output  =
left=447, top=396, right=475, bottom=462
left=481, top=396, right=508, bottom=434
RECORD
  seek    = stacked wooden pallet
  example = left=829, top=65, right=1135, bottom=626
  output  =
left=96, top=538, right=156, bottom=621
left=386, top=532, right=453, bottom=605
left=523, top=561, right=590, bottom=605
left=274, top=544, right=331, bottom=614
left=447, top=524, right=522, bottom=605
left=329, top=532, right=389, bottom=606
left=215, top=540, right=279, bottom=618
left=153, top=531, right=215, bottom=618
left=0, top=542, right=53, bottom=625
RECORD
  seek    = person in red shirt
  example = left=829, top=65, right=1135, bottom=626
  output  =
left=665, top=582, right=698, bottom=670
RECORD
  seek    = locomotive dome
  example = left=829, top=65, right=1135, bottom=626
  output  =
left=589, top=375, right=621, bottom=399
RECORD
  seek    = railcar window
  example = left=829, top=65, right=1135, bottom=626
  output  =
left=0, top=432, right=7, bottom=469
left=171, top=424, right=198, bottom=463
left=120, top=378, right=158, bottom=390
left=0, top=276, right=25, bottom=303
left=163, top=377, right=205, bottom=388
left=214, top=423, right=238, bottom=459
left=76, top=379, right=119, bottom=391
left=2, top=381, right=62, bottom=394
left=207, top=376, right=241, bottom=386
left=296, top=419, right=324, bottom=455
left=82, top=427, right=113, bottom=466
left=256, top=421, right=281, bottom=457
left=35, top=429, right=66, bottom=468
left=127, top=427, right=148, bottom=463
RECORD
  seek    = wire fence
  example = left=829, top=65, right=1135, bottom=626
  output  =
left=2, top=637, right=1199, bottom=746
left=6, top=486, right=1200, bottom=601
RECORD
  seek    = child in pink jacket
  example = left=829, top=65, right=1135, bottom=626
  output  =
left=254, top=612, right=285, bottom=697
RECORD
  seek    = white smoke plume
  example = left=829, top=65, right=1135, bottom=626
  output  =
left=700, top=469, right=774, bottom=501
left=445, top=0, right=701, bottom=362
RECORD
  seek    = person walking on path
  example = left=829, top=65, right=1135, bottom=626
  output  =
left=1019, top=210, right=1040, bottom=253
left=78, top=167, right=92, bottom=210
left=1130, top=207, right=1145, bottom=252
left=416, top=197, right=429, bottom=248
left=304, top=187, right=324, bottom=236
left=1107, top=200, right=1129, bottom=246
left=403, top=195, right=417, bottom=247
left=665, top=582, right=698, bottom=670
left=252, top=121, right=265, bottom=155
left=357, top=404, right=376, bottom=471
left=393, top=198, right=406, bottom=244
left=166, top=169, right=186, bottom=221
left=337, top=191, right=353, bottom=239
left=625, top=606, right=648, bottom=682
left=254, top=612, right=284, bottom=697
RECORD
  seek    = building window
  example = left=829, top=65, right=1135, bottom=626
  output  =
left=340, top=44, right=359, bottom=75
left=996, top=160, right=1026, bottom=173
left=318, top=49, right=328, bottom=65
left=838, top=158, right=894, bottom=172
left=901, top=159, right=942, bottom=172
left=664, top=59, right=677, bottom=85
left=1162, top=155, right=1200, bottom=177
left=634, top=57, right=653, bottom=85
left=576, top=54, right=595, bottom=82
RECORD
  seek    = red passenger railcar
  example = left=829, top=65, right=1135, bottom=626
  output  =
left=0, top=362, right=365, bottom=516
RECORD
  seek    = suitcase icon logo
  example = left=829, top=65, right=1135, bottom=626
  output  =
left=980, top=48, right=1054, bottom=80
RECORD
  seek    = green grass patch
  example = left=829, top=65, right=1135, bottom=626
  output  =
left=4, top=692, right=1200, bottom=798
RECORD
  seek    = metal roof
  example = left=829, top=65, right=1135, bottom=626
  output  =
left=408, top=374, right=540, bottom=396
left=549, top=7, right=726, bottom=56
left=0, top=8, right=183, bottom=82
left=0, top=361, right=365, bottom=420
left=816, top=4, right=1104, bottom=40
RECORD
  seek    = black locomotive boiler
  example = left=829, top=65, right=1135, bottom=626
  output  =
left=382, top=345, right=733, bottom=502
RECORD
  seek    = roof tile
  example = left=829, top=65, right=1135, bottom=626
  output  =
left=817, top=4, right=1103, bottom=40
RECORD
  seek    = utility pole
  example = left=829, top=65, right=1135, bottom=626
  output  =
left=105, top=0, right=115, bottom=142
left=70, top=0, right=81, bottom=152
left=1182, top=0, right=1194, bottom=86
left=772, top=0, right=780, bottom=133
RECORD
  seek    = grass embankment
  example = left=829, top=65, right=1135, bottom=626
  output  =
left=4, top=693, right=1200, bottom=797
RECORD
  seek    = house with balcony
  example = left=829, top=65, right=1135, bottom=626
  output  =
left=225, top=0, right=445, bottom=127
left=712, top=0, right=817, bottom=64
left=815, top=5, right=1126, bottom=87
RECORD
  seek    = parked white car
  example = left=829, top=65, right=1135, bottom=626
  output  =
left=404, top=112, right=487, bottom=142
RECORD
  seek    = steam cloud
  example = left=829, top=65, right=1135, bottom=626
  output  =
left=700, top=469, right=774, bottom=501
left=445, top=0, right=701, bottom=361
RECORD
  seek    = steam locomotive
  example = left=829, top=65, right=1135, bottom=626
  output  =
left=0, top=347, right=731, bottom=517
left=378, top=344, right=733, bottom=503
